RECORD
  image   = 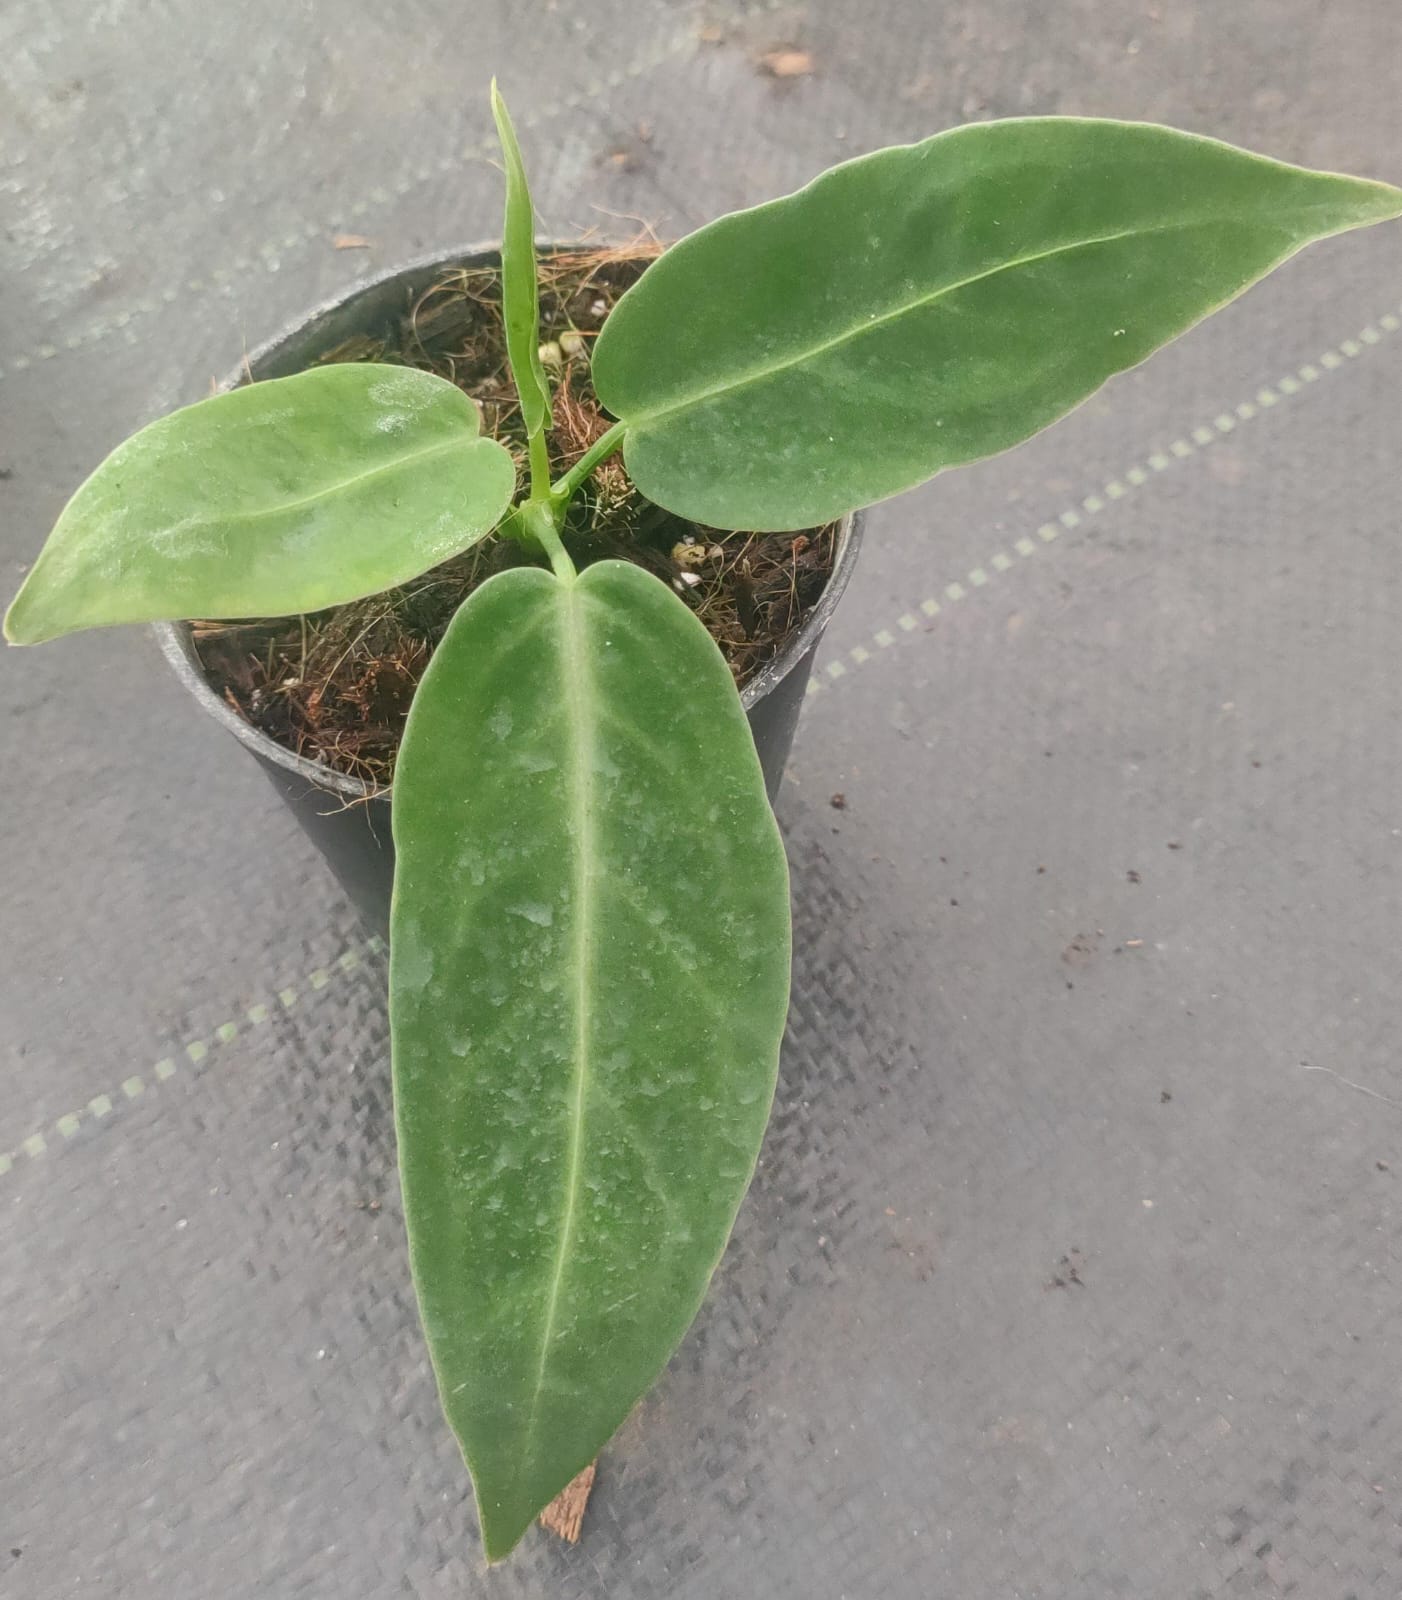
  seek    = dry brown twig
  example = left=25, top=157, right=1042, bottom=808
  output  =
left=537, top=1463, right=596, bottom=1543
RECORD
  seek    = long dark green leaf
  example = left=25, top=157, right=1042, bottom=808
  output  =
left=592, top=119, right=1402, bottom=529
left=389, top=560, right=790, bottom=1560
left=4, top=364, right=516, bottom=643
left=491, top=82, right=552, bottom=462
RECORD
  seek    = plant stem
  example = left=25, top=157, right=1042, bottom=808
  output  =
left=549, top=421, right=628, bottom=516
left=521, top=501, right=577, bottom=582
left=527, top=427, right=552, bottom=503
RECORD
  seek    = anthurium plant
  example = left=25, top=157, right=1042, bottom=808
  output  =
left=7, top=87, right=1399, bottom=1559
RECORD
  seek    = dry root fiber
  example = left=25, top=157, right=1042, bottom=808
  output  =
left=195, top=243, right=836, bottom=788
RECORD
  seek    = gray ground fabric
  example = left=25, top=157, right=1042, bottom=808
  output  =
left=4, top=2, right=1402, bottom=1595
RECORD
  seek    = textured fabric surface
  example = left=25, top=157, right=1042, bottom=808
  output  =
left=4, top=3, right=1402, bottom=1594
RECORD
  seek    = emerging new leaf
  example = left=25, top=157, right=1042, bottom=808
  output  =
left=592, top=118, right=1402, bottom=529
left=4, top=364, right=517, bottom=644
left=491, top=82, right=553, bottom=452
left=389, top=560, right=791, bottom=1560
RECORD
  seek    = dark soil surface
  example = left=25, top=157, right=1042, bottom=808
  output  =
left=194, top=247, right=838, bottom=788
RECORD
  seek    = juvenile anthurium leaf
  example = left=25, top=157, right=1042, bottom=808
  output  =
left=389, top=560, right=790, bottom=1561
left=491, top=81, right=553, bottom=447
left=4, top=364, right=516, bottom=644
left=592, top=119, right=1402, bottom=529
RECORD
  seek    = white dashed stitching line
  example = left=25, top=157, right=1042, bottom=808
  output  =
left=0, top=938, right=385, bottom=1179
left=3, top=299, right=1394, bottom=1177
left=804, top=305, right=1400, bottom=699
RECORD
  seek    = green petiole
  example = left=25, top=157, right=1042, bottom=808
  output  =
left=548, top=420, right=628, bottom=518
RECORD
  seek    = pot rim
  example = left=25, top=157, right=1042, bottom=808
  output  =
left=154, top=242, right=864, bottom=803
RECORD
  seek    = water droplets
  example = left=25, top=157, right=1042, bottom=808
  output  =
left=456, top=850, right=487, bottom=887
left=393, top=920, right=434, bottom=993
left=368, top=370, right=434, bottom=412
left=515, top=747, right=557, bottom=774
left=506, top=901, right=553, bottom=927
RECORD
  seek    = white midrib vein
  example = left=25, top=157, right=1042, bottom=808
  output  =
left=522, top=580, right=595, bottom=1463
left=151, top=434, right=492, bottom=535
left=620, top=215, right=1278, bottom=430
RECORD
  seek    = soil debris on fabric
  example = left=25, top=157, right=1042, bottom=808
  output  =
left=1046, top=1249, right=1086, bottom=1290
left=192, top=246, right=838, bottom=789
left=1061, top=932, right=1100, bottom=968
left=758, top=46, right=815, bottom=78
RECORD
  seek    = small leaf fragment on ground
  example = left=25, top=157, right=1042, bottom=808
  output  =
left=538, top=1464, right=596, bottom=1544
left=332, top=233, right=373, bottom=250
left=758, top=46, right=814, bottom=78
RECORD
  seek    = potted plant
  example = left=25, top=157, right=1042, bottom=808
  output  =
left=7, top=86, right=1399, bottom=1561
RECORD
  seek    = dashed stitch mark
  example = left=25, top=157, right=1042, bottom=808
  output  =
left=804, top=305, right=1400, bottom=700
left=0, top=938, right=385, bottom=1179
left=6, top=302, right=1395, bottom=1176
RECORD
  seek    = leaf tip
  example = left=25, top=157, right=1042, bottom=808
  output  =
left=1319, top=165, right=1402, bottom=226
left=1368, top=177, right=1402, bottom=219
left=478, top=1502, right=533, bottom=1566
left=3, top=587, right=44, bottom=646
left=490, top=78, right=513, bottom=142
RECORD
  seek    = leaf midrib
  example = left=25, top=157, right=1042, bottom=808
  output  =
left=620, top=215, right=1247, bottom=430
left=522, top=578, right=596, bottom=1470
left=116, top=432, right=484, bottom=540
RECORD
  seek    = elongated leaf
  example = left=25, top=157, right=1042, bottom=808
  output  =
left=390, top=560, right=790, bottom=1560
left=4, top=364, right=516, bottom=644
left=593, top=119, right=1402, bottom=529
left=491, top=82, right=552, bottom=450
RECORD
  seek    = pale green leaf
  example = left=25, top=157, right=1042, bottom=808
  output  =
left=4, top=364, right=516, bottom=644
left=592, top=118, right=1402, bottom=529
left=491, top=81, right=553, bottom=450
left=389, top=560, right=790, bottom=1560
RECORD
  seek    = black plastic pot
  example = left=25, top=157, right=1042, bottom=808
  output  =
left=154, top=246, right=863, bottom=933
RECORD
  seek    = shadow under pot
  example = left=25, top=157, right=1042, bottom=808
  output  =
left=154, top=244, right=865, bottom=935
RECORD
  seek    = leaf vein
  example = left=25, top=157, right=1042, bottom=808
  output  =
left=626, top=217, right=1234, bottom=428
left=607, top=877, right=730, bottom=1018
left=521, top=581, right=595, bottom=1470
left=151, top=433, right=492, bottom=540
left=590, top=1085, right=682, bottom=1223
